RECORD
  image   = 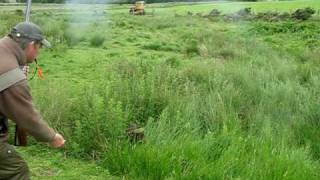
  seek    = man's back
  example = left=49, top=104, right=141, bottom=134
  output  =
left=0, top=37, right=25, bottom=76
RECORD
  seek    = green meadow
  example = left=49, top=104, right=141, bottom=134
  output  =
left=1, top=0, right=320, bottom=179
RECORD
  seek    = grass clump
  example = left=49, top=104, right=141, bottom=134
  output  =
left=90, top=33, right=105, bottom=47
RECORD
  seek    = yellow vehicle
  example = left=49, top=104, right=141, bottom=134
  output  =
left=129, top=1, right=145, bottom=15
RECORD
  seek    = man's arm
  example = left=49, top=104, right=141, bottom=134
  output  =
left=0, top=80, right=60, bottom=143
left=14, top=65, right=30, bottom=146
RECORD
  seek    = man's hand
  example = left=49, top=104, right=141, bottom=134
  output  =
left=49, top=133, right=65, bottom=148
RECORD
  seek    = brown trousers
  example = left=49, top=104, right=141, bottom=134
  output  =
left=0, top=143, right=29, bottom=180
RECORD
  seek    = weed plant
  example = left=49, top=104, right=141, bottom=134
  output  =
left=90, top=33, right=105, bottom=47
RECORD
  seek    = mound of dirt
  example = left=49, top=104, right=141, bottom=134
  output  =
left=291, top=7, right=316, bottom=20
left=204, top=7, right=316, bottom=22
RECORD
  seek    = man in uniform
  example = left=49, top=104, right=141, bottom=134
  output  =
left=0, top=22, right=65, bottom=179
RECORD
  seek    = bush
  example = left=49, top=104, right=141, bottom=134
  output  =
left=90, top=33, right=105, bottom=47
left=64, top=30, right=84, bottom=46
left=142, top=41, right=179, bottom=52
left=292, top=7, right=316, bottom=21
left=208, top=9, right=221, bottom=17
left=204, top=7, right=316, bottom=22
left=14, top=9, right=24, bottom=16
left=237, top=7, right=252, bottom=17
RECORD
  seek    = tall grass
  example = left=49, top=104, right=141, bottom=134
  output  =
left=31, top=33, right=320, bottom=178
left=1, top=3, right=320, bottom=179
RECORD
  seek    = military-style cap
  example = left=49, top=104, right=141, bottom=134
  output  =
left=10, top=22, right=51, bottom=48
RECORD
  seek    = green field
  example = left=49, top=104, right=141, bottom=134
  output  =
left=1, top=0, right=320, bottom=179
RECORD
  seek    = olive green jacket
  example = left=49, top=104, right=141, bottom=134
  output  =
left=0, top=36, right=56, bottom=143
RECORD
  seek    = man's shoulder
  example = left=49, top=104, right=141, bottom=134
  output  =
left=0, top=36, right=12, bottom=47
left=0, top=37, right=20, bottom=75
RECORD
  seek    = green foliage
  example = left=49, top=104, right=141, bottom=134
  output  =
left=64, top=30, right=85, bottom=46
left=205, top=7, right=316, bottom=22
left=142, top=41, right=179, bottom=52
left=250, top=20, right=320, bottom=49
left=1, top=1, right=320, bottom=179
left=90, top=33, right=105, bottom=47
left=292, top=7, right=316, bottom=20
left=255, top=11, right=291, bottom=21
left=102, top=134, right=320, bottom=179
left=18, top=145, right=114, bottom=179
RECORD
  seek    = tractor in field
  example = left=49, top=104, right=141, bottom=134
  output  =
left=129, top=1, right=145, bottom=15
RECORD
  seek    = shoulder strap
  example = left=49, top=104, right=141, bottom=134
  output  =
left=0, top=68, right=26, bottom=92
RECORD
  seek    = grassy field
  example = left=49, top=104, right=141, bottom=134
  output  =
left=1, top=0, right=320, bottom=179
left=16, top=145, right=116, bottom=179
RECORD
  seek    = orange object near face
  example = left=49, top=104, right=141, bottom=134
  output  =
left=37, top=66, right=44, bottom=80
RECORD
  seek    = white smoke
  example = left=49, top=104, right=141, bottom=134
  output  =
left=64, top=0, right=109, bottom=43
